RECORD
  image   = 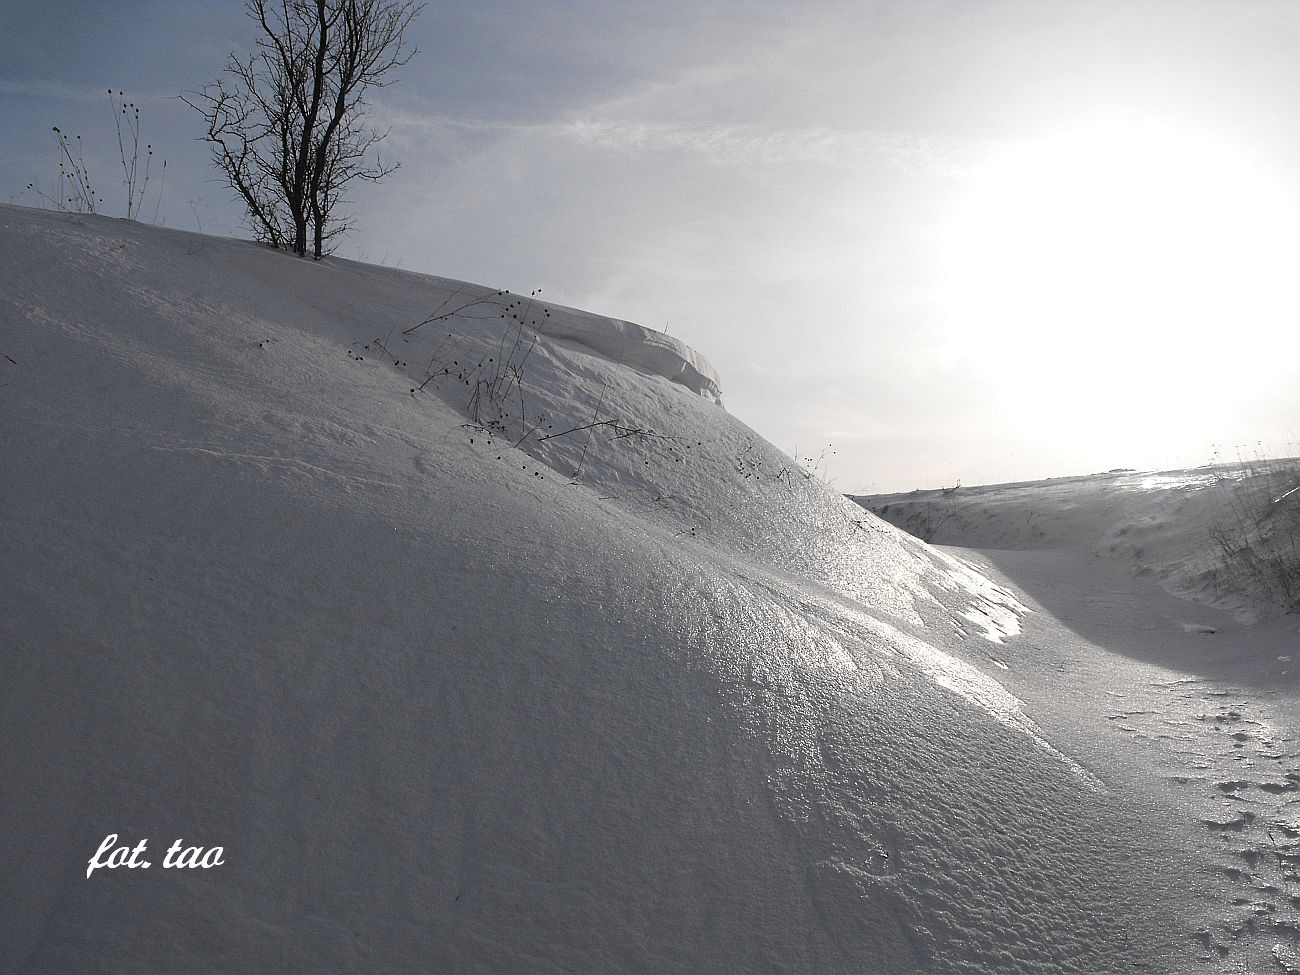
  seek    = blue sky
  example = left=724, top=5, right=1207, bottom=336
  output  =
left=4, top=1, right=1299, bottom=491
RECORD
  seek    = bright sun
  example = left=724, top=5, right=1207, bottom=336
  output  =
left=937, top=118, right=1299, bottom=429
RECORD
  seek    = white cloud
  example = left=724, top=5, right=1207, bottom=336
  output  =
left=0, top=78, right=173, bottom=104
left=375, top=101, right=972, bottom=178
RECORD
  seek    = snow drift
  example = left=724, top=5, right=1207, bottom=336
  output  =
left=1, top=206, right=1170, bottom=972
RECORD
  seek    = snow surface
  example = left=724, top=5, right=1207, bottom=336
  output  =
left=858, top=471, right=1300, bottom=973
left=1, top=205, right=1189, bottom=972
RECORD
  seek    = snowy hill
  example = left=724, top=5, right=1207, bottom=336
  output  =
left=2, top=205, right=1181, bottom=972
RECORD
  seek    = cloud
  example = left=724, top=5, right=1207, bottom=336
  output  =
left=557, top=118, right=970, bottom=176
left=0, top=78, right=106, bottom=103
left=0, top=78, right=174, bottom=104
left=376, top=102, right=971, bottom=178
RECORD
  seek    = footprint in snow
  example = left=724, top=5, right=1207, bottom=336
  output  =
left=1107, top=678, right=1300, bottom=968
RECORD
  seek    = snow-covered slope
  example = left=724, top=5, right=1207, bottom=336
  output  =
left=2, top=206, right=1172, bottom=972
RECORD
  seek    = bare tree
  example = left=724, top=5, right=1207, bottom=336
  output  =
left=183, top=0, right=421, bottom=258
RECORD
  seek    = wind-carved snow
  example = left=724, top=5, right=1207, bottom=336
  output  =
left=540, top=302, right=724, bottom=405
left=929, top=548, right=1031, bottom=644
left=780, top=584, right=1099, bottom=788
left=393, top=275, right=724, bottom=404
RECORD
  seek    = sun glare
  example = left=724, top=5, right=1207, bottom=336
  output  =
left=937, top=118, right=1299, bottom=428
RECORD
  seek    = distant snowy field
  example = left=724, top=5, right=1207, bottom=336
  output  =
left=0, top=204, right=1266, bottom=972
left=856, top=463, right=1300, bottom=623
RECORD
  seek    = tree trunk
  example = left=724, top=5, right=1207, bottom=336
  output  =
left=290, top=0, right=330, bottom=257
left=312, top=201, right=324, bottom=259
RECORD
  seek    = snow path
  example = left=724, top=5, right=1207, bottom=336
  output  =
left=949, top=546, right=1300, bottom=974
left=857, top=464, right=1300, bottom=625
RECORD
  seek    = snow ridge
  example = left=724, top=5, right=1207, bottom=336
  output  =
left=541, top=302, right=723, bottom=405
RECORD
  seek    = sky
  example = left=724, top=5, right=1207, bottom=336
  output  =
left=3, top=0, right=1298, bottom=492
